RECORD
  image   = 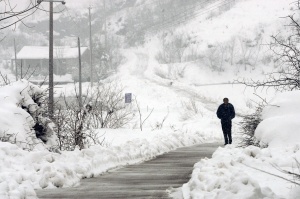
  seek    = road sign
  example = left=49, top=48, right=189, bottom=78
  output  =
left=125, top=93, right=132, bottom=103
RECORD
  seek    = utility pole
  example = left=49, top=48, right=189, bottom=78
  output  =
left=21, top=60, right=23, bottom=79
left=78, top=37, right=82, bottom=108
left=88, top=6, right=93, bottom=87
left=49, top=1, right=54, bottom=118
left=37, top=0, right=66, bottom=119
left=14, top=39, right=17, bottom=81
left=104, top=0, right=107, bottom=50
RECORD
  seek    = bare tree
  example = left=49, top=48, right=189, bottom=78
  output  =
left=206, top=45, right=221, bottom=71
left=0, top=0, right=42, bottom=30
left=54, top=98, right=92, bottom=151
left=227, top=37, right=237, bottom=66
left=0, top=70, right=10, bottom=85
left=156, top=32, right=189, bottom=64
left=54, top=81, right=135, bottom=150
left=134, top=96, right=154, bottom=131
left=180, top=98, right=203, bottom=121
left=151, top=109, right=169, bottom=130
left=239, top=2, right=300, bottom=91
left=88, top=82, right=134, bottom=129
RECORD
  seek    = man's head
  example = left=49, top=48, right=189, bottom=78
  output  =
left=223, top=98, right=229, bottom=104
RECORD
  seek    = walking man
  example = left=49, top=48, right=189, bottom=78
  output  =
left=217, top=98, right=235, bottom=145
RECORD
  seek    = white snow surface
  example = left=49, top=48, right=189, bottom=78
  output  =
left=15, top=46, right=88, bottom=59
left=255, top=91, right=300, bottom=148
left=0, top=128, right=205, bottom=199
left=179, top=90, right=300, bottom=199
left=1, top=0, right=300, bottom=198
left=0, top=79, right=214, bottom=199
left=180, top=144, right=300, bottom=199
left=166, top=0, right=300, bottom=198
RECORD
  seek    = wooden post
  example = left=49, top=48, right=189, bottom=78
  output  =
left=40, top=59, right=43, bottom=72
left=21, top=59, right=23, bottom=79
left=78, top=37, right=82, bottom=108
left=23, top=59, right=27, bottom=77
left=104, top=0, right=107, bottom=50
left=88, top=6, right=93, bottom=87
left=14, top=39, right=18, bottom=81
left=49, top=1, right=54, bottom=118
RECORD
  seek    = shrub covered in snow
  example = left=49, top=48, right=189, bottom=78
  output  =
left=238, top=100, right=264, bottom=148
left=0, top=80, right=59, bottom=151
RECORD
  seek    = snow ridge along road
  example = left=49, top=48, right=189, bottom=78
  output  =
left=36, top=142, right=220, bottom=199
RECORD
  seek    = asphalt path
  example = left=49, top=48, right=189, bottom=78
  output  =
left=36, top=142, right=220, bottom=199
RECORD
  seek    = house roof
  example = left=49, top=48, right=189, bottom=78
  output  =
left=14, top=46, right=88, bottom=60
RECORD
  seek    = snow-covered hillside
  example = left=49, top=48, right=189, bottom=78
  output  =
left=143, top=0, right=292, bottom=83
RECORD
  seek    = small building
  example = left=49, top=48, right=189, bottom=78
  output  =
left=12, top=46, right=89, bottom=76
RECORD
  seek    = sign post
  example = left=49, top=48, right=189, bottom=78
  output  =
left=125, top=93, right=132, bottom=103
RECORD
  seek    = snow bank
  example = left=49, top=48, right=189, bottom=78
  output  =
left=0, top=129, right=204, bottom=199
left=182, top=145, right=300, bottom=199
left=180, top=90, right=300, bottom=199
left=0, top=80, right=58, bottom=151
left=255, top=90, right=300, bottom=147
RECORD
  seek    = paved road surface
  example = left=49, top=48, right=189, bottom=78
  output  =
left=36, top=142, right=220, bottom=199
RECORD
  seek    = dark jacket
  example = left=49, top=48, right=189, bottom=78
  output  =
left=217, top=103, right=235, bottom=122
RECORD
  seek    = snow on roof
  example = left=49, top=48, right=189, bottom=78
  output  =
left=15, top=46, right=88, bottom=60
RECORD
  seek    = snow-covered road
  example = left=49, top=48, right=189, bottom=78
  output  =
left=36, top=143, right=220, bottom=199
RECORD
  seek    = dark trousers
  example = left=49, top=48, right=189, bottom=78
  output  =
left=221, top=120, right=232, bottom=144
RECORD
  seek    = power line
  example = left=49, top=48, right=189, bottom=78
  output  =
left=148, top=0, right=231, bottom=32
left=129, top=0, right=207, bottom=11
left=0, top=0, right=42, bottom=30
left=37, top=2, right=66, bottom=13
left=90, top=0, right=162, bottom=11
left=63, top=6, right=84, bottom=37
left=147, top=0, right=234, bottom=33
left=125, top=0, right=222, bottom=33
left=130, top=0, right=214, bottom=28
left=89, top=0, right=200, bottom=24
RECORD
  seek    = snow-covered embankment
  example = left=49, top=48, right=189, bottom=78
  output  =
left=180, top=91, right=300, bottom=199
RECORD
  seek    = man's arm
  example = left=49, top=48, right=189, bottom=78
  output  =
left=216, top=105, right=222, bottom=119
left=231, top=104, right=235, bottom=119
